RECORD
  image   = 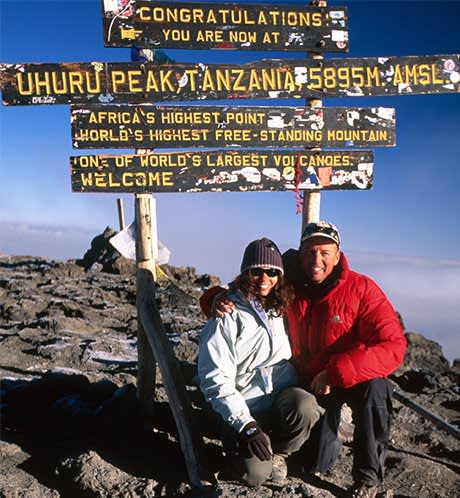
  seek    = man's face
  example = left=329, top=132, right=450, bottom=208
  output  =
left=299, top=236, right=340, bottom=284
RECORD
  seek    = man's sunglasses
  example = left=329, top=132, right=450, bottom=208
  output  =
left=249, top=268, right=281, bottom=278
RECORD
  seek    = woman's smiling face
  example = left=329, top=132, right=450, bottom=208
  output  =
left=249, top=267, right=280, bottom=297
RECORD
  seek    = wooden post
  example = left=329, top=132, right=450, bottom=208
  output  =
left=134, top=191, right=209, bottom=486
left=392, top=387, right=460, bottom=441
left=135, top=193, right=157, bottom=416
left=137, top=268, right=212, bottom=487
left=302, top=189, right=321, bottom=226
left=117, top=197, right=125, bottom=230
left=132, top=44, right=158, bottom=416
left=301, top=0, right=326, bottom=230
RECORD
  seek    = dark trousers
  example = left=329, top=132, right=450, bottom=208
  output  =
left=302, top=378, right=393, bottom=486
left=224, top=386, right=323, bottom=486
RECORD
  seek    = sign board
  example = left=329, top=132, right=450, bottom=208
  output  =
left=101, top=0, right=348, bottom=52
left=71, top=149, right=374, bottom=193
left=71, top=104, right=395, bottom=149
left=1, top=55, right=459, bottom=105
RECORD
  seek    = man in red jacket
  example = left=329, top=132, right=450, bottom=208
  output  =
left=201, top=221, right=406, bottom=498
left=284, top=221, right=406, bottom=498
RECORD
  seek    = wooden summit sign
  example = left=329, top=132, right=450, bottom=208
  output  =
left=1, top=55, right=459, bottom=105
left=71, top=149, right=374, bottom=193
left=71, top=104, right=395, bottom=149
left=102, top=0, right=349, bottom=52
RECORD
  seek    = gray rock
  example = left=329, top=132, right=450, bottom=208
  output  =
left=0, top=442, right=60, bottom=498
left=57, top=450, right=158, bottom=498
left=399, top=332, right=451, bottom=373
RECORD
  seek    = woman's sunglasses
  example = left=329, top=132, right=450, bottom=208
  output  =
left=249, top=268, right=281, bottom=278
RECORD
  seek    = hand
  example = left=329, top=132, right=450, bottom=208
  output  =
left=211, top=291, right=236, bottom=318
left=311, top=370, right=332, bottom=396
left=240, top=422, right=272, bottom=461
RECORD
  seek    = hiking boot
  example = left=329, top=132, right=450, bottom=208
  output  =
left=348, top=482, right=378, bottom=498
left=270, top=454, right=288, bottom=484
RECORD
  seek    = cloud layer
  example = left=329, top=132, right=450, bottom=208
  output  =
left=0, top=221, right=94, bottom=261
left=348, top=251, right=460, bottom=363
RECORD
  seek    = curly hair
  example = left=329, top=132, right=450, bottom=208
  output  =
left=229, top=270, right=294, bottom=316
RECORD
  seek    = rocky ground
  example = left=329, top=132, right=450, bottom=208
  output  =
left=0, top=227, right=459, bottom=498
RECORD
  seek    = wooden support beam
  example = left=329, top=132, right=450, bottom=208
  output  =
left=135, top=193, right=156, bottom=416
left=301, top=0, right=326, bottom=229
left=302, top=191, right=321, bottom=227
left=117, top=197, right=125, bottom=230
left=393, top=387, right=460, bottom=441
left=134, top=191, right=209, bottom=487
left=137, top=268, right=212, bottom=488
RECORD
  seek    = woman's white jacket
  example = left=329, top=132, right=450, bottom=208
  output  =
left=198, top=291, right=297, bottom=433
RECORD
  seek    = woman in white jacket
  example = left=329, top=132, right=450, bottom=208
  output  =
left=198, top=238, right=323, bottom=486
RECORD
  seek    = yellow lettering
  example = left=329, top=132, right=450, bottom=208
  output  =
left=163, top=28, right=190, bottom=42
left=115, top=155, right=131, bottom=168
left=202, top=70, right=216, bottom=91
left=247, top=69, right=262, bottom=91
left=78, top=155, right=106, bottom=169
left=260, top=69, right=276, bottom=90
left=159, top=70, right=175, bottom=92
left=16, top=72, right=34, bottom=95
left=50, top=72, right=68, bottom=94
left=95, top=172, right=108, bottom=187
left=232, top=69, right=246, bottom=91
left=312, top=12, right=322, bottom=27
left=68, top=72, right=84, bottom=94
left=308, top=67, right=322, bottom=89
left=214, top=129, right=251, bottom=142
left=337, top=67, right=351, bottom=89
left=123, top=172, right=134, bottom=187
left=214, top=69, right=230, bottom=91
left=323, top=67, right=336, bottom=89
left=351, top=67, right=365, bottom=88
left=139, top=7, right=151, bottom=21
left=89, top=112, right=98, bottom=124
left=127, top=70, right=143, bottom=92
left=197, top=30, right=223, bottom=42
left=80, top=173, right=94, bottom=187
left=418, top=64, right=431, bottom=84
left=34, top=71, right=51, bottom=94
left=431, top=63, right=444, bottom=84
left=393, top=65, right=404, bottom=85
left=145, top=71, right=159, bottom=92
left=111, top=71, right=126, bottom=92
left=366, top=66, right=380, bottom=88
left=184, top=69, right=198, bottom=91
left=206, top=10, right=216, bottom=23
left=283, top=70, right=297, bottom=91
left=145, top=111, right=156, bottom=124
left=405, top=64, right=419, bottom=84
left=258, top=11, right=268, bottom=24
left=229, top=31, right=257, bottom=44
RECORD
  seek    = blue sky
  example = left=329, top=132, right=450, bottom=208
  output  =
left=1, top=1, right=459, bottom=361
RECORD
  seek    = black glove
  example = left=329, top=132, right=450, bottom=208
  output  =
left=240, top=422, right=272, bottom=461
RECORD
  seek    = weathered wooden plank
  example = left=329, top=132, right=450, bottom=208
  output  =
left=137, top=267, right=211, bottom=486
left=1, top=55, right=459, bottom=105
left=101, top=0, right=348, bottom=52
left=71, top=104, right=395, bottom=149
left=70, top=149, right=374, bottom=193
